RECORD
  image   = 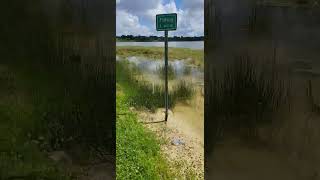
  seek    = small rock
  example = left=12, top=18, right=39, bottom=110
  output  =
left=171, top=138, right=185, bottom=146
left=129, top=107, right=135, bottom=111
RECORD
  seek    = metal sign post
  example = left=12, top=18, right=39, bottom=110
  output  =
left=164, top=30, right=169, bottom=121
left=156, top=13, right=177, bottom=122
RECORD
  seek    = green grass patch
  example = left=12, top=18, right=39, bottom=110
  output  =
left=117, top=46, right=204, bottom=68
left=116, top=84, right=200, bottom=179
left=116, top=87, right=174, bottom=180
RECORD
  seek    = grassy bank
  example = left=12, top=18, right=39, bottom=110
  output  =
left=116, top=84, right=199, bottom=179
left=0, top=64, right=71, bottom=179
left=116, top=58, right=199, bottom=179
left=116, top=86, right=174, bottom=179
left=117, top=46, right=204, bottom=68
left=0, top=59, right=115, bottom=179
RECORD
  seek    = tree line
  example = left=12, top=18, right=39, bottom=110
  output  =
left=117, top=35, right=204, bottom=42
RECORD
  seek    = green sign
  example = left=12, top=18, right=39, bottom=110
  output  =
left=156, top=13, right=177, bottom=31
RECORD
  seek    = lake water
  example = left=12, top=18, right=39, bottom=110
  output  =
left=116, top=41, right=204, bottom=50
left=127, top=56, right=203, bottom=79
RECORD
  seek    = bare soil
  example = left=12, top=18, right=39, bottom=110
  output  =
left=136, top=100, right=204, bottom=179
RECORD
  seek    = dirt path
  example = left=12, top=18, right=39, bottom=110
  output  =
left=136, top=103, right=204, bottom=179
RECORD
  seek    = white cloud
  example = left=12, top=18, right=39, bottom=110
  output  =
left=116, top=0, right=203, bottom=36
left=145, top=0, right=180, bottom=23
left=116, top=10, right=151, bottom=36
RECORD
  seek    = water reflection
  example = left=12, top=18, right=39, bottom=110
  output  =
left=118, top=56, right=204, bottom=83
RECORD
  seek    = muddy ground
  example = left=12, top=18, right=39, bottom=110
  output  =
left=135, top=91, right=204, bottom=179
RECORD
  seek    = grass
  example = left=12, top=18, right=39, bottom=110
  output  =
left=116, top=85, right=198, bottom=180
left=116, top=60, right=198, bottom=179
left=156, top=64, right=177, bottom=80
left=0, top=65, right=71, bottom=180
left=172, top=80, right=195, bottom=102
left=116, top=87, right=174, bottom=180
left=116, top=60, right=194, bottom=111
left=117, top=46, right=204, bottom=68
left=0, top=58, right=115, bottom=178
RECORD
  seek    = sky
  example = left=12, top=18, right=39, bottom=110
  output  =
left=116, top=0, right=204, bottom=37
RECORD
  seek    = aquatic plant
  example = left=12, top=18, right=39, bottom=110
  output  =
left=172, top=80, right=195, bottom=102
left=156, top=64, right=176, bottom=80
left=117, top=61, right=194, bottom=111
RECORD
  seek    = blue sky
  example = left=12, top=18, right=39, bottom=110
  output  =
left=116, top=0, right=204, bottom=36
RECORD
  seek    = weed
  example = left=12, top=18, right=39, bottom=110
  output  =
left=156, top=64, right=176, bottom=80
left=116, top=89, right=173, bottom=180
left=117, top=61, right=194, bottom=111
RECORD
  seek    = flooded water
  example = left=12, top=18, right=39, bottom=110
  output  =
left=116, top=41, right=204, bottom=50
left=127, top=56, right=203, bottom=81
left=117, top=56, right=204, bottom=87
